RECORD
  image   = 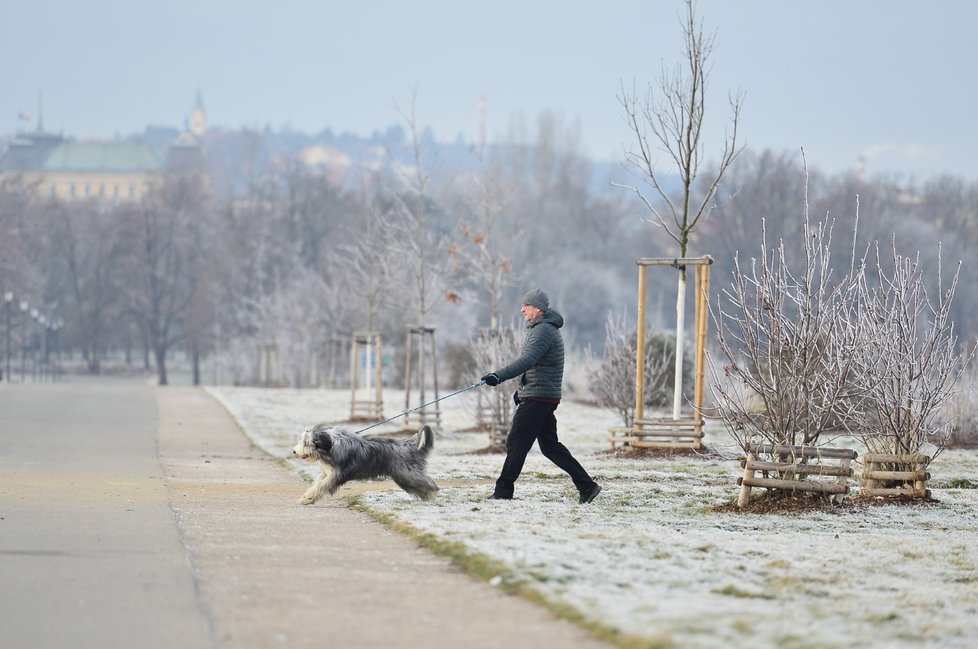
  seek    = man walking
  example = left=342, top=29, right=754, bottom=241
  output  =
left=481, top=289, right=601, bottom=504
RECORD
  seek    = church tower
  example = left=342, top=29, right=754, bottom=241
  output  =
left=188, top=89, right=206, bottom=138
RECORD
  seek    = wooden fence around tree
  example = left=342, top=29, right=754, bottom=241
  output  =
left=737, top=443, right=857, bottom=508
left=349, top=332, right=383, bottom=422
left=608, top=256, right=712, bottom=450
left=860, top=452, right=932, bottom=499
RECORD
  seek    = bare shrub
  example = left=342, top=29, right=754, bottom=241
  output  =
left=586, top=311, right=691, bottom=426
left=708, top=176, right=971, bottom=461
left=707, top=211, right=868, bottom=452
left=852, top=242, right=972, bottom=460
left=441, top=342, right=478, bottom=390
left=469, top=323, right=522, bottom=440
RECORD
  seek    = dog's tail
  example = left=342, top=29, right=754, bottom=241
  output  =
left=412, top=425, right=434, bottom=455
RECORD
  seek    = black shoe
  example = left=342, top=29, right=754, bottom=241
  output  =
left=579, top=483, right=602, bottom=504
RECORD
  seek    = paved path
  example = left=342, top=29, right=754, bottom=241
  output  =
left=0, top=378, right=213, bottom=649
left=2, top=379, right=610, bottom=649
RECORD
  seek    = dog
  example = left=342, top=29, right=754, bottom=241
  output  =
left=292, top=423, right=438, bottom=504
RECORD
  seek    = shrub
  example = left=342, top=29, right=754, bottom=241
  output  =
left=707, top=212, right=867, bottom=450
left=707, top=173, right=971, bottom=458
left=587, top=310, right=692, bottom=426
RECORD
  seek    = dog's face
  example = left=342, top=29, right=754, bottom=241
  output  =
left=292, top=424, right=334, bottom=461
left=292, top=427, right=318, bottom=461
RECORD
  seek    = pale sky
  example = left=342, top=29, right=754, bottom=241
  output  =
left=3, top=0, right=976, bottom=180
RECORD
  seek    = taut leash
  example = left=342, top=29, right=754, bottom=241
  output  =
left=351, top=380, right=487, bottom=435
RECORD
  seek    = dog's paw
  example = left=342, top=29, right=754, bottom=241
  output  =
left=418, top=490, right=438, bottom=502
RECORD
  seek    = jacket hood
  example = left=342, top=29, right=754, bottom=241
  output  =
left=530, top=307, right=564, bottom=329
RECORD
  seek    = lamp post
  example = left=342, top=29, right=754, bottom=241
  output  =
left=3, top=291, right=11, bottom=383
left=30, top=308, right=39, bottom=383
left=51, top=319, right=63, bottom=381
left=38, top=314, right=48, bottom=382
left=19, top=301, right=28, bottom=382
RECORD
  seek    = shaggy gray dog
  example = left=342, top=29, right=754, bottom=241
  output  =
left=292, top=423, right=438, bottom=504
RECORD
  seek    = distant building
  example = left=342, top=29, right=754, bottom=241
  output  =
left=0, top=94, right=207, bottom=203
left=295, top=143, right=354, bottom=186
left=188, top=89, right=206, bottom=138
left=0, top=130, right=164, bottom=202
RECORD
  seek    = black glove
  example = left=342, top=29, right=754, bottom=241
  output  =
left=481, top=373, right=500, bottom=386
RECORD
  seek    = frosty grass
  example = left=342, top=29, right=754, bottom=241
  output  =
left=208, top=386, right=978, bottom=649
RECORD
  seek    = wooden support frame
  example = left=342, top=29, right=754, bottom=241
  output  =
left=403, top=326, right=441, bottom=429
left=258, top=343, right=283, bottom=387
left=860, top=452, right=932, bottom=499
left=609, top=256, right=713, bottom=450
left=737, top=444, right=857, bottom=508
left=349, top=332, right=383, bottom=422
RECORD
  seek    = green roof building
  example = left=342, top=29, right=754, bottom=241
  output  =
left=0, top=95, right=206, bottom=202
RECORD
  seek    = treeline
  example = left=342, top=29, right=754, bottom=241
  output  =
left=1, top=121, right=976, bottom=388
left=700, top=150, right=978, bottom=336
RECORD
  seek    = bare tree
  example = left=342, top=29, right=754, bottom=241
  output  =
left=617, top=0, right=744, bottom=418
left=0, top=178, right=43, bottom=292
left=338, top=178, right=399, bottom=332
left=387, top=90, right=455, bottom=328
left=124, top=174, right=207, bottom=385
left=450, top=152, right=522, bottom=330
left=0, top=178, right=47, bottom=380
left=250, top=267, right=334, bottom=388
left=282, top=159, right=354, bottom=271
left=386, top=90, right=457, bottom=420
left=50, top=201, right=127, bottom=373
left=920, top=176, right=978, bottom=340
left=697, top=150, right=808, bottom=295
left=945, top=361, right=978, bottom=449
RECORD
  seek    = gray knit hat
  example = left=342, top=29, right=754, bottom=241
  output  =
left=522, top=288, right=550, bottom=311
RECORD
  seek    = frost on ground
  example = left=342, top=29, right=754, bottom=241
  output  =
left=208, top=386, right=978, bottom=649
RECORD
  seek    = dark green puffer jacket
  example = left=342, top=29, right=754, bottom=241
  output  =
left=493, top=308, right=565, bottom=400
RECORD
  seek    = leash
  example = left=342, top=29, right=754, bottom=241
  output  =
left=351, top=380, right=487, bottom=435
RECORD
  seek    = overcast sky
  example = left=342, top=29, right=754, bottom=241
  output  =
left=3, top=0, right=976, bottom=180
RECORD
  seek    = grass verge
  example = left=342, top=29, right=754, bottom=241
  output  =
left=347, top=494, right=674, bottom=649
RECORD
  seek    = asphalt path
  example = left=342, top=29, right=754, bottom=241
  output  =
left=0, top=378, right=212, bottom=649
left=1, top=378, right=610, bottom=649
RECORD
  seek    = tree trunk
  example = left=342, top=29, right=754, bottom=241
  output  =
left=155, top=345, right=168, bottom=386
left=84, top=346, right=101, bottom=374
left=672, top=270, right=687, bottom=419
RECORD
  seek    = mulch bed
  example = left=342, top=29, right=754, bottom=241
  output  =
left=600, top=444, right=724, bottom=460
left=713, top=492, right=850, bottom=514
left=713, top=491, right=941, bottom=515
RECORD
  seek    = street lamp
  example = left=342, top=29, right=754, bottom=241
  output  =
left=19, top=301, right=28, bottom=382
left=38, top=314, right=48, bottom=382
left=51, top=318, right=63, bottom=381
left=3, top=291, right=11, bottom=383
left=30, top=308, right=39, bottom=383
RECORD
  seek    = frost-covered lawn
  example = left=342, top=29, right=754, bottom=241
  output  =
left=208, top=386, right=978, bottom=649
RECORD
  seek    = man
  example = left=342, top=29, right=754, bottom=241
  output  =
left=481, top=288, right=602, bottom=504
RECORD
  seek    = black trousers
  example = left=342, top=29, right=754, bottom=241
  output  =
left=493, top=399, right=595, bottom=498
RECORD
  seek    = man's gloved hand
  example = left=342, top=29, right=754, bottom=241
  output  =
left=481, top=373, right=500, bottom=386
